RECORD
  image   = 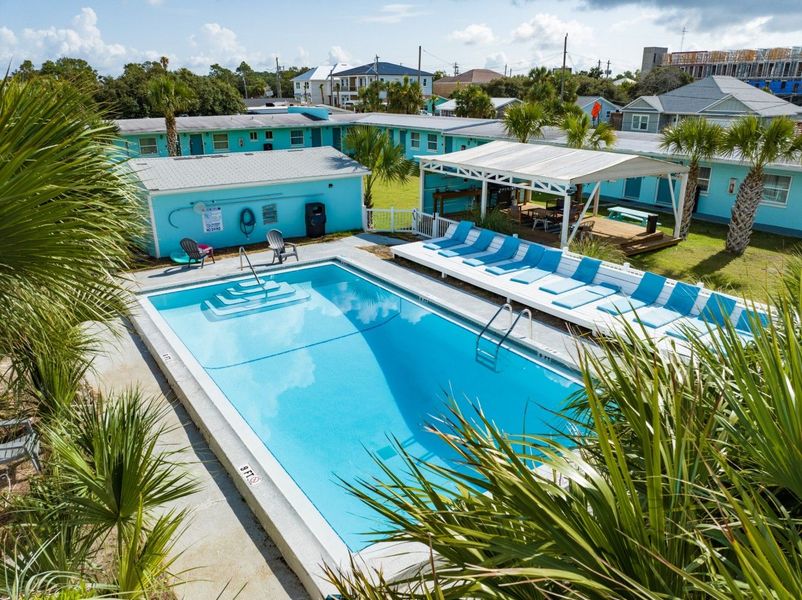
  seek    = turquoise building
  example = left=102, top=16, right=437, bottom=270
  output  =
left=128, top=147, right=368, bottom=258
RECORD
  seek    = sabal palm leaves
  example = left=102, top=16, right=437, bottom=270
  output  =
left=723, top=115, right=802, bottom=255
left=344, top=126, right=414, bottom=210
left=561, top=112, right=616, bottom=150
left=660, top=118, right=725, bottom=239
left=503, top=102, right=549, bottom=143
left=147, top=75, right=195, bottom=156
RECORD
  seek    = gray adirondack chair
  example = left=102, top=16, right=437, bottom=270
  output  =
left=266, top=230, right=299, bottom=264
left=0, top=418, right=41, bottom=473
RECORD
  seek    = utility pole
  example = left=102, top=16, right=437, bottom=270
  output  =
left=242, top=73, right=248, bottom=99
left=560, top=33, right=568, bottom=101
left=504, top=63, right=508, bottom=77
left=374, top=54, right=379, bottom=85
left=453, top=62, right=459, bottom=76
left=680, top=25, right=687, bottom=52
left=417, top=45, right=422, bottom=90
left=605, top=59, right=611, bottom=79
left=275, top=57, right=282, bottom=99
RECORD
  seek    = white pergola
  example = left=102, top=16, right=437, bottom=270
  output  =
left=418, top=140, right=690, bottom=247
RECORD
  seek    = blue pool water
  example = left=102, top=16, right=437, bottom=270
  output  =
left=148, top=263, right=581, bottom=550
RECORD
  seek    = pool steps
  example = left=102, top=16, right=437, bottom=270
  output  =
left=204, top=280, right=310, bottom=317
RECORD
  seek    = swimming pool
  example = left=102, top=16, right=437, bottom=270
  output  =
left=146, top=262, right=582, bottom=551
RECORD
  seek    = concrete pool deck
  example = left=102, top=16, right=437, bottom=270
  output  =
left=111, top=233, right=595, bottom=598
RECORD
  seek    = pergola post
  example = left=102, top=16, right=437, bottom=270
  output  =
left=560, top=193, right=571, bottom=248
left=675, top=172, right=688, bottom=238
left=592, top=184, right=601, bottom=215
left=480, top=179, right=488, bottom=218
left=419, top=161, right=426, bottom=212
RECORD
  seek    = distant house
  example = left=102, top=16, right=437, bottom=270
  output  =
left=575, top=96, right=621, bottom=124
left=433, top=69, right=504, bottom=98
left=436, top=97, right=522, bottom=118
left=291, top=64, right=352, bottom=106
left=621, top=75, right=802, bottom=133
left=613, top=77, right=636, bottom=87
left=335, top=62, right=434, bottom=106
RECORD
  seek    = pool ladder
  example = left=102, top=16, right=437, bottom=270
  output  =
left=475, top=303, right=532, bottom=370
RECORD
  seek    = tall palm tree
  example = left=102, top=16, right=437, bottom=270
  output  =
left=147, top=74, right=194, bottom=156
left=344, top=125, right=414, bottom=210
left=660, top=118, right=724, bottom=239
left=561, top=112, right=616, bottom=204
left=723, top=115, right=802, bottom=255
left=503, top=101, right=549, bottom=143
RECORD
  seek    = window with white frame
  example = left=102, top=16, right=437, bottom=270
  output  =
left=249, top=131, right=258, bottom=141
left=697, top=166, right=712, bottom=193
left=410, top=131, right=420, bottom=149
left=290, top=129, right=304, bottom=146
left=212, top=133, right=228, bottom=151
left=139, top=137, right=158, bottom=155
left=632, top=114, right=650, bottom=131
left=295, top=82, right=301, bottom=90
left=427, top=133, right=438, bottom=151
left=762, top=174, right=791, bottom=205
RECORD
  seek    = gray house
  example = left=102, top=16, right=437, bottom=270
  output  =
left=575, top=96, right=621, bottom=124
left=621, top=75, right=802, bottom=133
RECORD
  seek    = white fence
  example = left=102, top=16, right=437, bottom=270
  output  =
left=363, top=207, right=458, bottom=239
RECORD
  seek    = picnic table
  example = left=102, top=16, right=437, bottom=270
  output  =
left=607, top=206, right=659, bottom=227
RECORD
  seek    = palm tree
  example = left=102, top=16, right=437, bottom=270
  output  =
left=561, top=112, right=616, bottom=204
left=660, top=118, right=724, bottom=239
left=503, top=101, right=549, bottom=143
left=343, top=126, right=414, bottom=210
left=147, top=74, right=194, bottom=156
left=452, top=85, right=495, bottom=119
left=723, top=115, right=802, bottom=255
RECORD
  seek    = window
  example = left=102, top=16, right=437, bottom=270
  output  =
left=632, top=114, right=650, bottom=131
left=762, top=174, right=791, bottom=205
left=295, top=82, right=301, bottom=90
left=697, top=166, right=712, bottom=193
left=290, top=129, right=304, bottom=146
left=212, top=133, right=228, bottom=151
left=427, top=133, right=438, bottom=151
left=249, top=131, right=258, bottom=141
left=139, top=137, right=158, bottom=156
left=410, top=131, right=420, bottom=149
left=265, top=130, right=273, bottom=140
left=262, top=203, right=278, bottom=225
left=423, top=78, right=428, bottom=86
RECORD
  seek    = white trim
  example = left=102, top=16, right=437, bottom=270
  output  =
left=761, top=172, right=792, bottom=208
left=631, top=114, right=650, bottom=131
left=147, top=194, right=161, bottom=259
left=148, top=171, right=371, bottom=196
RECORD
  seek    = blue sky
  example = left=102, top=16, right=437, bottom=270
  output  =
left=2, top=1, right=802, bottom=76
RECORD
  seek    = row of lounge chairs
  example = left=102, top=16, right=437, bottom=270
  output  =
left=399, top=221, right=768, bottom=349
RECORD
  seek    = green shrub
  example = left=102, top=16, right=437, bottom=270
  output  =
left=469, top=207, right=514, bottom=235
left=569, top=235, right=626, bottom=263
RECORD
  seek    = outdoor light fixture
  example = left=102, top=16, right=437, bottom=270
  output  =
left=728, top=178, right=737, bottom=194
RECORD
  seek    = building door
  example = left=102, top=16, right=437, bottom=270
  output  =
left=332, top=127, right=341, bottom=150
left=399, top=130, right=406, bottom=151
left=655, top=176, right=675, bottom=205
left=189, top=134, right=204, bottom=155
left=445, top=137, right=453, bottom=153
left=311, top=129, right=322, bottom=147
left=624, top=177, right=642, bottom=200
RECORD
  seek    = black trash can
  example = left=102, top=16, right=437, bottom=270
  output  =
left=646, top=214, right=659, bottom=234
left=305, top=202, right=326, bottom=238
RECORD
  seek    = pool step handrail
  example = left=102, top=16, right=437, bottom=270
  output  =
left=238, top=246, right=268, bottom=297
left=476, top=304, right=533, bottom=370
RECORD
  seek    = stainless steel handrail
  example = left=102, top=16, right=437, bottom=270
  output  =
left=238, top=246, right=268, bottom=297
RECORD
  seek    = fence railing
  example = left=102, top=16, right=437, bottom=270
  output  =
left=363, top=208, right=458, bottom=239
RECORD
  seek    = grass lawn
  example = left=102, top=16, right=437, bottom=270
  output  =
left=373, top=176, right=799, bottom=302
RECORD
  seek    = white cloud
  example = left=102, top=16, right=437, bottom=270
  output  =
left=327, top=45, right=351, bottom=65
left=294, top=46, right=310, bottom=67
left=187, top=22, right=267, bottom=70
left=146, top=0, right=164, bottom=5
left=361, top=4, right=427, bottom=23
left=448, top=23, right=496, bottom=45
left=512, top=13, right=592, bottom=47
left=484, top=52, right=507, bottom=71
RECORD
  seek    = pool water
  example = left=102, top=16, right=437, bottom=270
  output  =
left=148, top=263, right=581, bottom=550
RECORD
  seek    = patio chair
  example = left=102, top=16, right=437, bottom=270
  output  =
left=486, top=243, right=545, bottom=275
left=597, top=272, right=667, bottom=315
left=632, top=281, right=701, bottom=329
left=423, top=221, right=474, bottom=250
left=510, top=248, right=563, bottom=284
left=540, top=257, right=601, bottom=295
left=666, top=293, right=737, bottom=341
left=172, top=238, right=215, bottom=268
left=0, top=418, right=41, bottom=475
left=438, top=229, right=495, bottom=258
left=267, top=229, right=299, bottom=264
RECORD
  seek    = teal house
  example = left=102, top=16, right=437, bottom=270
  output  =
left=128, top=147, right=368, bottom=258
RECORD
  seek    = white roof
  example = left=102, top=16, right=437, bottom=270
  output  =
left=420, top=140, right=688, bottom=186
left=292, top=64, right=353, bottom=82
left=436, top=97, right=521, bottom=112
left=129, top=146, right=369, bottom=193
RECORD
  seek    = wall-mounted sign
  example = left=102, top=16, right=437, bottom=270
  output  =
left=202, top=206, right=223, bottom=233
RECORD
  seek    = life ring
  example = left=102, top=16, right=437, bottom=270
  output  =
left=239, top=207, right=256, bottom=236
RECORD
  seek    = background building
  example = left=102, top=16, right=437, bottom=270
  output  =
left=575, top=96, right=621, bottom=124
left=433, top=68, right=504, bottom=98
left=335, top=62, right=433, bottom=107
left=291, top=64, right=352, bottom=106
left=435, top=97, right=521, bottom=118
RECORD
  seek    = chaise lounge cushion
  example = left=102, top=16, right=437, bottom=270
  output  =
left=423, top=221, right=475, bottom=249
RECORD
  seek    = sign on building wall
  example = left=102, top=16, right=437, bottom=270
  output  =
left=202, top=207, right=223, bottom=233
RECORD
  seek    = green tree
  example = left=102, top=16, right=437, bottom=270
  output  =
left=39, top=57, right=100, bottom=93
left=432, top=70, right=447, bottom=81
left=635, top=65, right=692, bottom=96
left=482, top=75, right=529, bottom=99
left=660, top=118, right=725, bottom=239
left=147, top=74, right=195, bottom=156
left=561, top=112, right=616, bottom=203
left=209, top=63, right=240, bottom=90
left=452, top=85, right=495, bottom=118
left=723, top=115, right=802, bottom=254
left=12, top=59, right=37, bottom=81
left=235, top=61, right=267, bottom=98
left=503, top=101, right=549, bottom=143
left=176, top=68, right=245, bottom=115
left=356, top=80, right=385, bottom=112
left=386, top=76, right=424, bottom=114
left=343, top=126, right=414, bottom=209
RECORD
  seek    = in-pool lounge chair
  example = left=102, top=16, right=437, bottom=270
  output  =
left=597, top=272, right=667, bottom=315
left=439, top=229, right=496, bottom=257
left=540, top=257, right=601, bottom=295
left=486, top=243, right=545, bottom=275
left=633, top=281, right=701, bottom=329
left=666, top=293, right=737, bottom=340
left=423, top=221, right=474, bottom=250
left=510, top=248, right=563, bottom=284
left=464, top=236, right=520, bottom=266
